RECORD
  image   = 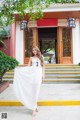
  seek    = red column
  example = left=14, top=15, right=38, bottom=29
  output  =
left=10, top=23, right=16, bottom=58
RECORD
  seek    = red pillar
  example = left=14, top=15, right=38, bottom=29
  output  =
left=10, top=23, right=16, bottom=58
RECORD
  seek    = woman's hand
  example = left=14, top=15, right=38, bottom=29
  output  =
left=42, top=74, right=45, bottom=80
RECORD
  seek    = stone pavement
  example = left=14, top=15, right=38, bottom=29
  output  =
left=0, top=106, right=80, bottom=120
left=0, top=83, right=80, bottom=120
left=0, top=83, right=80, bottom=100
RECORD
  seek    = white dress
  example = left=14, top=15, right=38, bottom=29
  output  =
left=13, top=57, right=42, bottom=110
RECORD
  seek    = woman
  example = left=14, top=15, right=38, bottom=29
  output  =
left=13, top=46, right=45, bottom=116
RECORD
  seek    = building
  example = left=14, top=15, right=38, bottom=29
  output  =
left=10, top=3, right=80, bottom=64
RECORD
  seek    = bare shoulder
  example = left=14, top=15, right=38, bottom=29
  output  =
left=30, top=57, right=32, bottom=59
left=30, top=57, right=33, bottom=61
left=29, top=57, right=33, bottom=60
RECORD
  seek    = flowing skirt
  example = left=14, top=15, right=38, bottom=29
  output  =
left=13, top=66, right=42, bottom=110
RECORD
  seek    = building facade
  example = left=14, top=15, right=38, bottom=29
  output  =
left=10, top=3, right=80, bottom=64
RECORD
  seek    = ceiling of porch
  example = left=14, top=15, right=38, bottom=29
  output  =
left=14, top=11, right=80, bottom=21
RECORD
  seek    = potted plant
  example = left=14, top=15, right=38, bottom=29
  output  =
left=0, top=51, right=19, bottom=93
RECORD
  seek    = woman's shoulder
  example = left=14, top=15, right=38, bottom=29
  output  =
left=30, top=56, right=34, bottom=59
left=30, top=56, right=34, bottom=61
left=31, top=56, right=34, bottom=59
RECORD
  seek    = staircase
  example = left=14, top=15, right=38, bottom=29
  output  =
left=3, top=64, right=80, bottom=83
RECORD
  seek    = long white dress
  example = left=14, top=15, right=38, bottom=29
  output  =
left=13, top=57, right=42, bottom=110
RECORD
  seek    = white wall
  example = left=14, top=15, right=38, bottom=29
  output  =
left=16, top=22, right=24, bottom=64
left=72, top=19, right=80, bottom=64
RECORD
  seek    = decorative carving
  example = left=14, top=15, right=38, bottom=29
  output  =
left=25, top=29, right=33, bottom=57
left=62, top=28, right=71, bottom=57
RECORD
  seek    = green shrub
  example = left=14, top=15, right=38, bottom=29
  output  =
left=0, top=51, right=19, bottom=83
left=0, top=28, right=10, bottom=47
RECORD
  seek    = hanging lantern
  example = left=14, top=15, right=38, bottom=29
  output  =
left=20, top=20, right=28, bottom=30
left=67, top=18, right=76, bottom=28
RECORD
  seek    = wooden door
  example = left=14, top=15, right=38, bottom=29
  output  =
left=24, top=28, right=38, bottom=64
left=57, top=27, right=73, bottom=64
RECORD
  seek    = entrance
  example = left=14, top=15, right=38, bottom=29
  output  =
left=38, top=28, right=57, bottom=64
left=24, top=27, right=72, bottom=64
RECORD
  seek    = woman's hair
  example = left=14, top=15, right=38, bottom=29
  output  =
left=32, top=46, right=44, bottom=66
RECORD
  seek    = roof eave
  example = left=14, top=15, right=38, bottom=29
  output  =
left=43, top=6, right=80, bottom=12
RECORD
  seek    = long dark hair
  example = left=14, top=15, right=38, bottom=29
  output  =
left=32, top=46, right=44, bottom=66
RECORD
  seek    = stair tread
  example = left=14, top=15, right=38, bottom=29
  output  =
left=3, top=64, right=80, bottom=83
left=46, top=71, right=80, bottom=73
left=5, top=72, right=80, bottom=74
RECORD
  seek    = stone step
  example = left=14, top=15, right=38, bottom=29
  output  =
left=46, top=68, right=80, bottom=70
left=2, top=64, right=80, bottom=83
left=2, top=78, right=80, bottom=83
left=4, top=73, right=80, bottom=79
left=45, top=74, right=80, bottom=76
left=6, top=71, right=80, bottom=74
left=20, top=64, right=79, bottom=66
left=10, top=67, right=80, bottom=70
left=4, top=74, right=80, bottom=78
left=45, top=64, right=80, bottom=67
left=45, top=76, right=80, bottom=78
left=46, top=70, right=80, bottom=72
left=5, top=65, right=80, bottom=72
left=3, top=77, right=80, bottom=80
left=46, top=67, right=80, bottom=69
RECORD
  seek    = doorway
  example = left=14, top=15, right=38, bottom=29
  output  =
left=38, top=27, right=57, bottom=64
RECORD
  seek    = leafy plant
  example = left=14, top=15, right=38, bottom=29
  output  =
left=0, top=51, right=19, bottom=83
left=0, top=26, right=10, bottom=47
left=0, top=0, right=78, bottom=26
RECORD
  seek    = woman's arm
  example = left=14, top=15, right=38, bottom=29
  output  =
left=28, top=57, right=32, bottom=66
left=42, top=64, right=45, bottom=80
left=42, top=56, right=45, bottom=80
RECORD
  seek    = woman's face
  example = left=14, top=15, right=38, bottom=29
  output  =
left=32, top=48, right=37, bottom=56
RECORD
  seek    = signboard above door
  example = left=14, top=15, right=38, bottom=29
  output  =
left=37, top=18, right=58, bottom=27
left=28, top=19, right=68, bottom=28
